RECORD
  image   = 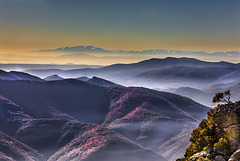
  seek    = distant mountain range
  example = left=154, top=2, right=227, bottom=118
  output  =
left=0, top=68, right=121, bottom=88
left=36, top=45, right=240, bottom=60
left=23, top=57, right=240, bottom=107
left=43, top=74, right=121, bottom=87
left=25, top=57, right=240, bottom=89
left=171, top=82, right=240, bottom=107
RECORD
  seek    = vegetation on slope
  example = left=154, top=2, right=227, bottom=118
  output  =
left=178, top=90, right=240, bottom=161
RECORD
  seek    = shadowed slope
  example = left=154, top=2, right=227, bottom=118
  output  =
left=0, top=79, right=110, bottom=123
left=0, top=70, right=19, bottom=80
left=0, top=131, right=45, bottom=161
left=8, top=71, right=42, bottom=81
left=0, top=70, right=42, bottom=81
left=0, top=95, right=24, bottom=136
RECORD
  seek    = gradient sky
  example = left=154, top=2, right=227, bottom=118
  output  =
left=0, top=0, right=239, bottom=64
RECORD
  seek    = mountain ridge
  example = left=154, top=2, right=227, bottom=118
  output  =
left=24, top=57, right=240, bottom=90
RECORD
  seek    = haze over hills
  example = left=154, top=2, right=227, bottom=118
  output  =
left=172, top=82, right=240, bottom=107
left=23, top=57, right=240, bottom=107
left=0, top=64, right=102, bottom=72
left=159, top=128, right=193, bottom=161
left=14, top=118, right=166, bottom=161
left=43, top=75, right=121, bottom=87
left=0, top=57, right=239, bottom=160
left=44, top=74, right=64, bottom=81
left=0, top=76, right=210, bottom=160
left=47, top=121, right=166, bottom=161
left=25, top=57, right=240, bottom=89
left=104, top=86, right=209, bottom=156
left=77, top=76, right=89, bottom=81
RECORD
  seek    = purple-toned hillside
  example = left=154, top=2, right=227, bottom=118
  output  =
left=0, top=74, right=210, bottom=161
left=48, top=123, right=166, bottom=161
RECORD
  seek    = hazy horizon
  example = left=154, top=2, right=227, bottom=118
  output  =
left=0, top=45, right=239, bottom=65
left=1, top=0, right=239, bottom=65
left=0, top=55, right=239, bottom=66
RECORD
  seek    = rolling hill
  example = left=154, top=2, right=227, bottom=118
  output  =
left=0, top=70, right=42, bottom=81
left=87, top=76, right=121, bottom=87
left=0, top=78, right=210, bottom=160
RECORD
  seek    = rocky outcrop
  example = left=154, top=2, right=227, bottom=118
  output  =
left=180, top=101, right=240, bottom=161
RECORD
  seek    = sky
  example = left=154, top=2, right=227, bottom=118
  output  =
left=0, top=0, right=239, bottom=65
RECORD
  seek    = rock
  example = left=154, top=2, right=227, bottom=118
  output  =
left=229, top=149, right=240, bottom=161
left=182, top=103, right=240, bottom=160
left=189, top=151, right=209, bottom=161
left=215, top=155, right=225, bottom=161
